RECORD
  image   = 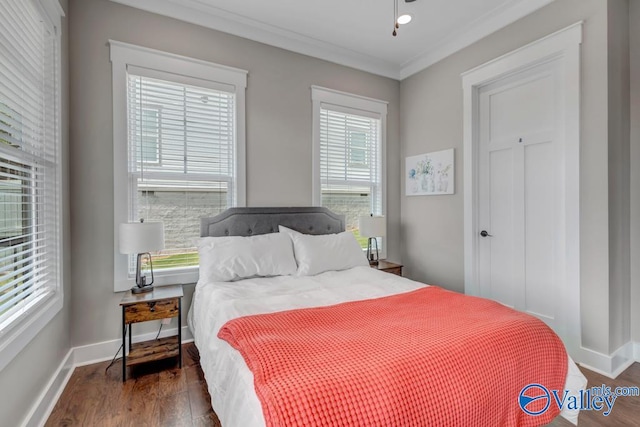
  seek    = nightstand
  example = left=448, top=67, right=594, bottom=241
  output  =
left=371, top=260, right=403, bottom=276
left=120, top=285, right=183, bottom=381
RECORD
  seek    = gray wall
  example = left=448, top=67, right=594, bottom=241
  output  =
left=400, top=0, right=615, bottom=354
left=0, top=0, right=72, bottom=426
left=69, top=0, right=401, bottom=346
left=631, top=0, right=640, bottom=344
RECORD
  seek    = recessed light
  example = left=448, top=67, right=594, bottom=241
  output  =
left=397, top=14, right=412, bottom=25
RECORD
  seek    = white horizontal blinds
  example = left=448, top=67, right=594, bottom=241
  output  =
left=127, top=73, right=235, bottom=273
left=319, top=105, right=382, bottom=245
left=0, top=0, right=59, bottom=331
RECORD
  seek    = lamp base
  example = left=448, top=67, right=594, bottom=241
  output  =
left=131, top=284, right=154, bottom=294
left=366, top=237, right=380, bottom=266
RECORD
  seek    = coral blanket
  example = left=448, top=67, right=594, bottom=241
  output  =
left=218, top=286, right=567, bottom=426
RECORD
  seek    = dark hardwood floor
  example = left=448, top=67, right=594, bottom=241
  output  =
left=46, top=343, right=640, bottom=426
left=546, top=362, right=640, bottom=427
left=46, top=343, right=219, bottom=427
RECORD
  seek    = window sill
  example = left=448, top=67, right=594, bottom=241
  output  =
left=0, top=291, right=63, bottom=372
left=115, top=269, right=198, bottom=292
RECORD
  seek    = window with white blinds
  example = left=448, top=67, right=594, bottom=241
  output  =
left=111, top=41, right=247, bottom=290
left=0, top=0, right=62, bottom=342
left=312, top=87, right=387, bottom=252
left=127, top=73, right=236, bottom=274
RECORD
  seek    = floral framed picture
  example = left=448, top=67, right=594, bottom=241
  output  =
left=406, top=149, right=454, bottom=196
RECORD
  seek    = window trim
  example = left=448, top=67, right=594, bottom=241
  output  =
left=110, top=41, right=247, bottom=292
left=311, top=86, right=387, bottom=259
left=0, top=0, right=64, bottom=372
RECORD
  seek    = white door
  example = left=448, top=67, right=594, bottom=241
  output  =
left=477, top=59, right=565, bottom=332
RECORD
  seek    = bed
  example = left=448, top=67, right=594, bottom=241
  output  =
left=188, top=207, right=587, bottom=427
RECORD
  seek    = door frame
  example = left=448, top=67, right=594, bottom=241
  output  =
left=462, top=22, right=582, bottom=357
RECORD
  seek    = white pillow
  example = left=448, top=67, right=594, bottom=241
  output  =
left=197, top=233, right=297, bottom=284
left=279, top=225, right=369, bottom=276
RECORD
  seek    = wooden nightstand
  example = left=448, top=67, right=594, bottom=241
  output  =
left=371, top=260, right=403, bottom=276
left=120, top=285, right=183, bottom=381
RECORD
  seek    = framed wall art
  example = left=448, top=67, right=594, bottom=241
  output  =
left=406, top=149, right=454, bottom=196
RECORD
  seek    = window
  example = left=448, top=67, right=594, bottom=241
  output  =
left=138, top=106, right=160, bottom=164
left=311, top=86, right=387, bottom=254
left=0, top=0, right=63, bottom=370
left=348, top=130, right=368, bottom=166
left=111, top=42, right=247, bottom=291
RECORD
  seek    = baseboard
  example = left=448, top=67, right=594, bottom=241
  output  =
left=26, top=326, right=193, bottom=427
left=21, top=349, right=74, bottom=427
left=25, top=334, right=640, bottom=426
left=578, top=341, right=636, bottom=379
left=73, top=325, right=193, bottom=367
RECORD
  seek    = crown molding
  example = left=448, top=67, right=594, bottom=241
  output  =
left=399, top=0, right=556, bottom=79
left=109, top=0, right=401, bottom=79
left=110, top=0, right=554, bottom=81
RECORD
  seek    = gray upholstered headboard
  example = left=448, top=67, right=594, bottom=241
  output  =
left=200, top=207, right=345, bottom=237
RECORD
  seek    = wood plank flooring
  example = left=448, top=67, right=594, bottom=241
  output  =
left=46, top=343, right=640, bottom=426
left=46, top=343, right=219, bottom=427
left=546, top=362, right=640, bottom=427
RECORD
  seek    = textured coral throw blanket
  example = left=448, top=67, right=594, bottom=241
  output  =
left=218, top=286, right=568, bottom=427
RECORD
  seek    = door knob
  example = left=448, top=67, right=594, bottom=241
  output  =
left=480, top=230, right=493, bottom=237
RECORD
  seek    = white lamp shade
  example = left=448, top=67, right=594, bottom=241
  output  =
left=359, top=215, right=386, bottom=238
left=119, top=222, right=165, bottom=254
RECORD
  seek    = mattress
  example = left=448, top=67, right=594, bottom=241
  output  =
left=188, top=266, right=586, bottom=426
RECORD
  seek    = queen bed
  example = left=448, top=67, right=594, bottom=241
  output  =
left=188, top=207, right=586, bottom=427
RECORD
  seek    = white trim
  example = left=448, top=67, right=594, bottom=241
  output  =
left=107, top=0, right=553, bottom=81
left=0, top=296, right=63, bottom=372
left=311, top=86, right=388, bottom=259
left=400, top=0, right=555, bottom=79
left=311, top=86, right=389, bottom=115
left=21, top=326, right=193, bottom=427
left=634, top=342, right=640, bottom=362
left=312, top=93, right=322, bottom=206
left=460, top=21, right=583, bottom=80
left=73, top=325, right=193, bottom=367
left=109, top=40, right=248, bottom=87
left=109, top=0, right=399, bottom=79
left=0, top=0, right=65, bottom=373
left=127, top=65, right=238, bottom=93
left=34, top=0, right=65, bottom=29
left=21, top=349, right=73, bottom=427
left=110, top=41, right=248, bottom=292
left=26, top=337, right=639, bottom=426
left=462, top=22, right=582, bottom=359
left=579, top=342, right=636, bottom=379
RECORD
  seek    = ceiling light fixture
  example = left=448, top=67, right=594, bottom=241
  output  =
left=392, top=0, right=414, bottom=37
left=397, top=14, right=412, bottom=25
left=392, top=0, right=399, bottom=36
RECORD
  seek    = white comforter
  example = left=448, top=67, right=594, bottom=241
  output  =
left=188, top=266, right=586, bottom=427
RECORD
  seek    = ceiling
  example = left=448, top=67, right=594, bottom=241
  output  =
left=111, top=0, right=555, bottom=80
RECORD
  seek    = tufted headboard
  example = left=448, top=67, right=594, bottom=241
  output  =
left=200, top=207, right=345, bottom=238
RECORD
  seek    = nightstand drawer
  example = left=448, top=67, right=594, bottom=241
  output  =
left=124, top=298, right=179, bottom=324
left=384, top=267, right=402, bottom=276
left=371, top=260, right=403, bottom=276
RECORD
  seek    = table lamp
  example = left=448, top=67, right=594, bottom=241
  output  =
left=119, top=220, right=165, bottom=294
left=359, top=214, right=386, bottom=266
